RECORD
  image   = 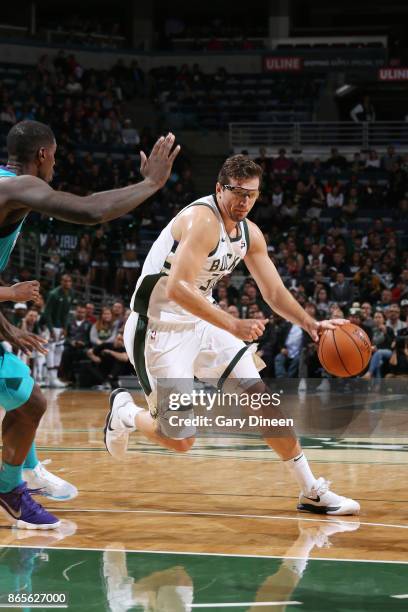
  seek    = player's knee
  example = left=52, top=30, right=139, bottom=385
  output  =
left=173, top=437, right=195, bottom=453
left=26, top=387, right=47, bottom=420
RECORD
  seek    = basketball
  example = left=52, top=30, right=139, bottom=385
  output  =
left=318, top=323, right=372, bottom=377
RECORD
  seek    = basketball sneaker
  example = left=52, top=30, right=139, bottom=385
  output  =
left=0, top=483, right=60, bottom=529
left=23, top=460, right=78, bottom=501
left=297, top=477, right=360, bottom=515
left=104, top=388, right=136, bottom=460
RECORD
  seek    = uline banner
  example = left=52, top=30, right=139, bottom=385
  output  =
left=263, top=48, right=386, bottom=72
left=378, top=67, right=408, bottom=81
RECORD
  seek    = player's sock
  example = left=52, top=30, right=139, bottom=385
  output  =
left=117, top=401, right=143, bottom=429
left=284, top=452, right=316, bottom=493
left=0, top=462, right=24, bottom=493
left=22, top=443, right=39, bottom=470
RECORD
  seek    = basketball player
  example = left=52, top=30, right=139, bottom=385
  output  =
left=0, top=120, right=179, bottom=528
left=105, top=154, right=360, bottom=515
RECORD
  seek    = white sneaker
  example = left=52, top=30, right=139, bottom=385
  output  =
left=298, top=378, right=307, bottom=392
left=49, top=378, right=67, bottom=389
left=104, top=388, right=135, bottom=460
left=297, top=477, right=360, bottom=515
left=316, top=379, right=330, bottom=393
left=23, top=460, right=78, bottom=501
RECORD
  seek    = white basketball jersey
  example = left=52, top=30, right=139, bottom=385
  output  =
left=130, top=195, right=250, bottom=324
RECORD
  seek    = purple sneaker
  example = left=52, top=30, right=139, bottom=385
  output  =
left=0, top=483, right=61, bottom=530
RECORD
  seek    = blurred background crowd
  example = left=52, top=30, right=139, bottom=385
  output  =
left=0, top=40, right=408, bottom=388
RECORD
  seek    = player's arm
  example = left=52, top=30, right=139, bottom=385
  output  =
left=166, top=208, right=267, bottom=342
left=3, top=134, right=179, bottom=225
left=0, top=281, right=40, bottom=302
left=0, top=310, right=47, bottom=354
left=244, top=221, right=346, bottom=342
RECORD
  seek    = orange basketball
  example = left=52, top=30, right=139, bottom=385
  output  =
left=317, top=322, right=372, bottom=377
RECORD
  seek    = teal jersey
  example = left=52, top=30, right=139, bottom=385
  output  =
left=0, top=167, right=26, bottom=272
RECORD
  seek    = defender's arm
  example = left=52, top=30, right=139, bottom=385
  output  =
left=2, top=134, right=179, bottom=225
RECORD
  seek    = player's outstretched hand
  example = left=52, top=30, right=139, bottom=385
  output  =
left=10, top=280, right=41, bottom=303
left=232, top=318, right=269, bottom=342
left=140, top=133, right=180, bottom=189
left=12, top=329, right=48, bottom=355
left=306, top=318, right=348, bottom=342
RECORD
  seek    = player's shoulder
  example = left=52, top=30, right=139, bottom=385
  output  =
left=244, top=218, right=264, bottom=241
left=178, top=197, right=219, bottom=226
left=0, top=174, right=41, bottom=187
left=0, top=174, right=45, bottom=199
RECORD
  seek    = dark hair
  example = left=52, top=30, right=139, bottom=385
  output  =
left=218, top=154, right=263, bottom=186
left=7, top=120, right=55, bottom=163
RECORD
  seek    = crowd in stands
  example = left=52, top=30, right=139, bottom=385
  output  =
left=0, top=53, right=407, bottom=384
left=151, top=65, right=321, bottom=127
left=3, top=142, right=407, bottom=386
left=4, top=274, right=133, bottom=390
left=0, top=53, right=148, bottom=148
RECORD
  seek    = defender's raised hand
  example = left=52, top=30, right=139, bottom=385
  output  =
left=140, top=133, right=180, bottom=190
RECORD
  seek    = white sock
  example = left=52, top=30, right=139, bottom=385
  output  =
left=285, top=452, right=316, bottom=494
left=118, top=402, right=143, bottom=429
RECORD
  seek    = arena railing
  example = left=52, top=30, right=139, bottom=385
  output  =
left=229, top=122, right=408, bottom=156
left=8, top=240, right=112, bottom=310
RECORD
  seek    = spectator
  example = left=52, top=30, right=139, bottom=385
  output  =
left=42, top=274, right=74, bottom=388
left=86, top=303, right=97, bottom=324
left=330, top=272, right=353, bottom=307
left=327, top=185, right=344, bottom=208
left=274, top=321, right=305, bottom=378
left=326, top=148, right=347, bottom=173
left=111, top=301, right=125, bottom=329
left=315, top=288, right=330, bottom=317
left=59, top=304, right=91, bottom=383
left=385, top=304, right=407, bottom=335
left=348, top=308, right=372, bottom=339
left=90, top=306, right=117, bottom=346
left=382, top=145, right=398, bottom=172
left=18, top=308, right=40, bottom=364
left=115, top=237, right=140, bottom=295
left=12, top=302, right=28, bottom=327
left=271, top=183, right=284, bottom=209
left=121, top=119, right=140, bottom=146
left=227, top=305, right=239, bottom=318
left=272, top=148, right=292, bottom=175
left=362, top=311, right=394, bottom=380
left=361, top=302, right=374, bottom=329
left=350, top=95, right=376, bottom=122
left=365, top=150, right=381, bottom=170
left=387, top=335, right=408, bottom=377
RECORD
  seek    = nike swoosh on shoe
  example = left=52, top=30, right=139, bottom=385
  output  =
left=0, top=498, right=22, bottom=519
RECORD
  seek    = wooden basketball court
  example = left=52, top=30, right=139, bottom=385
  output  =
left=0, top=388, right=407, bottom=611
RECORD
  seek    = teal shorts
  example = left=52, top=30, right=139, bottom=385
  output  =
left=0, top=350, right=34, bottom=411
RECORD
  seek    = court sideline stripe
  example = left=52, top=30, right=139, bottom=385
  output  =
left=190, top=602, right=302, bottom=608
left=1, top=543, right=408, bottom=565
left=49, top=507, right=408, bottom=530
